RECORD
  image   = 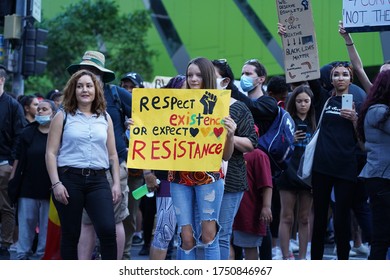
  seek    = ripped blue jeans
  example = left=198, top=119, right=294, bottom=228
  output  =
left=170, top=179, right=224, bottom=260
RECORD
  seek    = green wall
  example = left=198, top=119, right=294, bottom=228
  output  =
left=42, top=0, right=384, bottom=80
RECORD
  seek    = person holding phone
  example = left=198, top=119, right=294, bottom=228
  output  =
left=275, top=85, right=316, bottom=260
left=342, top=94, right=353, bottom=110
left=310, top=62, right=363, bottom=260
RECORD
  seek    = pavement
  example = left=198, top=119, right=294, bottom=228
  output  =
left=1, top=240, right=369, bottom=260
left=0, top=222, right=369, bottom=260
left=2, top=243, right=150, bottom=261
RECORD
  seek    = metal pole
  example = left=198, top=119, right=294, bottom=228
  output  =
left=12, top=0, right=26, bottom=97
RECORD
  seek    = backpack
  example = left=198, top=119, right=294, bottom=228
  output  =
left=109, top=84, right=125, bottom=126
left=258, top=106, right=295, bottom=174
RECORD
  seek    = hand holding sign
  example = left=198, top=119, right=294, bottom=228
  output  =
left=223, top=116, right=237, bottom=138
left=338, top=21, right=350, bottom=41
left=277, top=22, right=286, bottom=36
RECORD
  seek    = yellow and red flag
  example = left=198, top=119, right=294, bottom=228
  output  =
left=42, top=197, right=61, bottom=260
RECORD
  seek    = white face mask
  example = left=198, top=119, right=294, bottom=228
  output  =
left=216, top=78, right=227, bottom=90
left=35, top=115, right=51, bottom=125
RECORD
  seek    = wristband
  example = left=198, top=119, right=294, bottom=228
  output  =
left=346, top=43, right=354, bottom=46
left=51, top=181, right=62, bottom=190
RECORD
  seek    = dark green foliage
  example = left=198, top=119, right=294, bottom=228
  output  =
left=25, top=0, right=156, bottom=95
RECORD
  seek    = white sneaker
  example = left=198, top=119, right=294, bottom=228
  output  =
left=333, top=246, right=358, bottom=257
left=289, top=239, right=299, bottom=253
left=351, top=243, right=370, bottom=255
left=272, top=247, right=283, bottom=260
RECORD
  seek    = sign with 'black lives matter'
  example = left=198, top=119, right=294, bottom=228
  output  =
left=276, top=0, right=320, bottom=83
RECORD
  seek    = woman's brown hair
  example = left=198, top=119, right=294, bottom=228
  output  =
left=62, top=70, right=106, bottom=116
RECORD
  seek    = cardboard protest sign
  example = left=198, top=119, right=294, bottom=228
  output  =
left=343, top=0, right=390, bottom=32
left=127, top=88, right=231, bottom=171
left=151, top=76, right=173, bottom=88
left=276, top=0, right=320, bottom=83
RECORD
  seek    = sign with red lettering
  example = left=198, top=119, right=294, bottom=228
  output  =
left=127, top=88, right=231, bottom=171
left=276, top=0, right=320, bottom=83
left=343, top=0, right=390, bottom=32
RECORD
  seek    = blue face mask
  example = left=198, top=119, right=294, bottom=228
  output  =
left=240, top=75, right=256, bottom=92
left=35, top=115, right=51, bottom=125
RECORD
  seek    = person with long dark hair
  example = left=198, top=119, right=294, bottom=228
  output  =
left=276, top=85, right=316, bottom=260
left=357, top=70, right=390, bottom=259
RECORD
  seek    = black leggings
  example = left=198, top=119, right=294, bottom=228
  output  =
left=54, top=170, right=117, bottom=260
left=311, top=171, right=356, bottom=260
left=140, top=194, right=156, bottom=247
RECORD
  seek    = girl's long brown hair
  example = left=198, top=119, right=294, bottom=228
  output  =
left=186, top=57, right=216, bottom=89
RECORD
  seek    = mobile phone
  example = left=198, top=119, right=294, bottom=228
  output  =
left=342, top=94, right=353, bottom=110
left=297, top=124, right=307, bottom=133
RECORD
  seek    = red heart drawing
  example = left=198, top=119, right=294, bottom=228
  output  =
left=213, top=127, right=224, bottom=138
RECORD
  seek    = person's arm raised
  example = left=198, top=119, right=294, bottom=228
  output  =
left=338, top=20, right=372, bottom=93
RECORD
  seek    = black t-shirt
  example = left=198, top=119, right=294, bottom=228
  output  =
left=313, top=96, right=359, bottom=182
left=276, top=117, right=314, bottom=190
left=230, top=85, right=278, bottom=136
left=17, top=125, right=51, bottom=200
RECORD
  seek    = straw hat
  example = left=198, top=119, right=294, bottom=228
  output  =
left=67, top=51, right=115, bottom=83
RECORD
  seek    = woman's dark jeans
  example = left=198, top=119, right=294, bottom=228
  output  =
left=54, top=169, right=117, bottom=260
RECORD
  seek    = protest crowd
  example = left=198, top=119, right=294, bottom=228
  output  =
left=0, top=8, right=389, bottom=261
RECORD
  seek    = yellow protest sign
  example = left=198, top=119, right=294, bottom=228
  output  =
left=127, top=88, right=231, bottom=171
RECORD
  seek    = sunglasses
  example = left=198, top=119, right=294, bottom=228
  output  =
left=245, top=58, right=260, bottom=64
left=212, top=59, right=227, bottom=65
left=332, top=61, right=351, bottom=68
